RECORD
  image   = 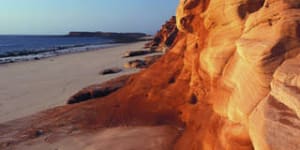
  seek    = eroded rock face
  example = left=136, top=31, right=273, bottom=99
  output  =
left=1, top=0, right=300, bottom=150
left=174, top=0, right=300, bottom=149
left=145, top=16, right=178, bottom=51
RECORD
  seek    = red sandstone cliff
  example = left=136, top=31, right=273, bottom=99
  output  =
left=145, top=16, right=178, bottom=51
left=1, top=0, right=300, bottom=150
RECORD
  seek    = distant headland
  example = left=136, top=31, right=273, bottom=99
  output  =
left=67, top=31, right=151, bottom=43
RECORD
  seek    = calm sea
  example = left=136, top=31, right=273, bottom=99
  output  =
left=0, top=35, right=116, bottom=64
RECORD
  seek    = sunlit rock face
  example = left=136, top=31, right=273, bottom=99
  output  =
left=174, top=0, right=300, bottom=149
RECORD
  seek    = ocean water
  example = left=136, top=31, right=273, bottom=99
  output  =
left=0, top=35, right=116, bottom=64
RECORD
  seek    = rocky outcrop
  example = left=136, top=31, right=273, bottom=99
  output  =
left=1, top=0, right=300, bottom=150
left=144, top=55, right=163, bottom=66
left=122, top=50, right=152, bottom=58
left=172, top=0, right=300, bottom=149
left=124, top=59, right=147, bottom=69
left=124, top=55, right=163, bottom=69
left=67, top=75, right=131, bottom=104
left=145, top=16, right=178, bottom=51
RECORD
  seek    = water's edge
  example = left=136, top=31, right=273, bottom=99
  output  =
left=0, top=42, right=125, bottom=64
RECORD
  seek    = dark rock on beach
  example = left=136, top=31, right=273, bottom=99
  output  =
left=67, top=74, right=131, bottom=104
left=122, top=50, right=152, bottom=58
left=124, top=55, right=163, bottom=69
left=99, top=67, right=122, bottom=75
left=124, top=59, right=147, bottom=69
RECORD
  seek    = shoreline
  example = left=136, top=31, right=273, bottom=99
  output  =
left=0, top=34, right=152, bottom=65
left=0, top=41, right=152, bottom=123
left=0, top=42, right=124, bottom=65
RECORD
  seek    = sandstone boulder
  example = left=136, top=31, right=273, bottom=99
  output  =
left=124, top=59, right=146, bottom=69
left=67, top=75, right=131, bottom=104
left=124, top=55, right=163, bottom=69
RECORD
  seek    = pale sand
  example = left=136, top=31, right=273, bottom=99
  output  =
left=11, top=126, right=179, bottom=150
left=0, top=41, right=151, bottom=123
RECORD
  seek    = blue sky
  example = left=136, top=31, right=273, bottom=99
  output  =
left=0, top=0, right=178, bottom=35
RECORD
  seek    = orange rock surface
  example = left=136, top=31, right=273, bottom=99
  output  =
left=145, top=16, right=178, bottom=51
left=1, top=0, right=300, bottom=150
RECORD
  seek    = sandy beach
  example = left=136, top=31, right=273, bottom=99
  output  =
left=0, top=41, right=149, bottom=123
left=11, top=125, right=178, bottom=150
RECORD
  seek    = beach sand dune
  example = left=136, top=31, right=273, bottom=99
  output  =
left=0, top=41, right=147, bottom=123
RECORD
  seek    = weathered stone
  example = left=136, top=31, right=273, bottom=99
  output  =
left=124, top=59, right=146, bottom=69
left=144, top=55, right=163, bottom=66
left=99, top=67, right=122, bottom=75
left=144, top=16, right=178, bottom=51
left=67, top=75, right=131, bottom=104
left=122, top=50, right=151, bottom=58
